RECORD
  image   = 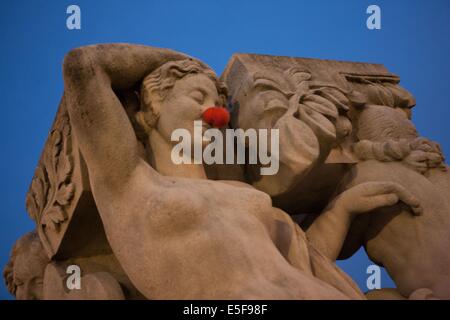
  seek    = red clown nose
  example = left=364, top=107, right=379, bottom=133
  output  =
left=202, top=107, right=230, bottom=129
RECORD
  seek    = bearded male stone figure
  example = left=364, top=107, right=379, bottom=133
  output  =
left=325, top=105, right=450, bottom=299
left=221, top=55, right=423, bottom=273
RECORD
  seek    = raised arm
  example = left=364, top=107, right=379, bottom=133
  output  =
left=62, top=44, right=189, bottom=186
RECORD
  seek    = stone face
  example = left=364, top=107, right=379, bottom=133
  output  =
left=4, top=44, right=449, bottom=300
left=221, top=53, right=416, bottom=214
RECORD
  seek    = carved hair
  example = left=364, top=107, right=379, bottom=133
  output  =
left=354, top=105, right=445, bottom=172
left=350, top=80, right=416, bottom=109
left=354, top=139, right=412, bottom=162
left=356, top=104, right=418, bottom=142
left=3, top=232, right=48, bottom=296
left=138, top=59, right=227, bottom=130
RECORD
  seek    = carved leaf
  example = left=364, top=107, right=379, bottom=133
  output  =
left=42, top=206, right=66, bottom=231
left=44, top=150, right=56, bottom=196
left=292, top=72, right=312, bottom=87
left=36, top=167, right=49, bottom=205
left=302, top=93, right=338, bottom=120
left=25, top=192, right=38, bottom=221
left=32, top=111, right=75, bottom=232
left=315, top=87, right=350, bottom=111
left=55, top=183, right=74, bottom=206
left=56, top=152, right=73, bottom=184
left=30, top=178, right=45, bottom=213
left=52, top=135, right=62, bottom=173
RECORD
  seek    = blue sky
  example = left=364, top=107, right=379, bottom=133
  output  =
left=0, top=0, right=449, bottom=299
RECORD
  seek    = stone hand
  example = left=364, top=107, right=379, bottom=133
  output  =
left=404, top=138, right=446, bottom=172
left=334, top=181, right=422, bottom=216
left=409, top=137, right=442, bottom=154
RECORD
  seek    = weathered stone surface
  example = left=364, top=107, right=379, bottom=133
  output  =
left=4, top=44, right=449, bottom=300
left=222, top=54, right=415, bottom=214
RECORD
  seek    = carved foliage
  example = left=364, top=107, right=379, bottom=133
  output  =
left=283, top=68, right=352, bottom=117
left=26, top=112, right=75, bottom=232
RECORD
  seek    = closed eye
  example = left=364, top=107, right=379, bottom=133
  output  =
left=189, top=90, right=205, bottom=104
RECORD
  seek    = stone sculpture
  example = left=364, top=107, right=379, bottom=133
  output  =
left=4, top=44, right=449, bottom=300
left=4, top=232, right=126, bottom=300
left=333, top=105, right=450, bottom=299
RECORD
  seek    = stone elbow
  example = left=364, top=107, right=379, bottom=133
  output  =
left=63, top=47, right=95, bottom=82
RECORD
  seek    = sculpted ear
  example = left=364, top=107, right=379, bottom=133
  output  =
left=135, top=111, right=154, bottom=133
left=137, top=92, right=161, bottom=131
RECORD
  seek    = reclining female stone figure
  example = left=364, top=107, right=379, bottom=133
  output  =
left=63, top=44, right=430, bottom=299
left=62, top=43, right=375, bottom=299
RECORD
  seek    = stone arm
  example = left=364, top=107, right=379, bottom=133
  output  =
left=62, top=44, right=188, bottom=187
left=305, top=181, right=422, bottom=261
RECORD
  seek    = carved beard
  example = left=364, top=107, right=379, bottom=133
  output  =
left=296, top=93, right=338, bottom=159
left=297, top=106, right=336, bottom=154
left=273, top=112, right=320, bottom=174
